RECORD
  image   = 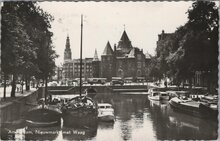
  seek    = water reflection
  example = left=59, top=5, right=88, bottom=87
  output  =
left=62, top=126, right=97, bottom=140
left=98, top=121, right=114, bottom=129
left=25, top=126, right=61, bottom=140
left=1, top=93, right=218, bottom=140
left=147, top=98, right=218, bottom=140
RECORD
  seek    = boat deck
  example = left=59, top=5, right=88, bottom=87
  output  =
left=181, top=101, right=200, bottom=108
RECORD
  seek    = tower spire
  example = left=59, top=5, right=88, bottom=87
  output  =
left=93, top=49, right=99, bottom=61
left=64, top=35, right=72, bottom=61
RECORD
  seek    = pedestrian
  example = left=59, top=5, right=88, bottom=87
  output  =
left=16, top=84, right=19, bottom=92
left=164, top=81, right=167, bottom=88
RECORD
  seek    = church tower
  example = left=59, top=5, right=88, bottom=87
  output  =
left=92, top=49, right=100, bottom=78
left=63, top=35, right=73, bottom=80
left=64, top=35, right=72, bottom=61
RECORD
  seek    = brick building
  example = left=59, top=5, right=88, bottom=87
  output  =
left=61, top=30, right=151, bottom=82
left=62, top=35, right=100, bottom=81
left=101, top=30, right=150, bottom=81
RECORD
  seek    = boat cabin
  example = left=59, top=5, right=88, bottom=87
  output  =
left=152, top=92, right=160, bottom=96
left=160, top=92, right=169, bottom=97
left=98, top=103, right=113, bottom=109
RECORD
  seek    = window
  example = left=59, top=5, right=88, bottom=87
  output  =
left=118, top=60, right=122, bottom=67
left=143, top=62, right=145, bottom=67
left=137, top=54, right=142, bottom=60
left=118, top=69, right=124, bottom=77
left=109, top=64, right=112, bottom=70
left=137, top=62, right=142, bottom=68
left=137, top=70, right=141, bottom=76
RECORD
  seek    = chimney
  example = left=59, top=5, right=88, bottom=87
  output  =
left=114, top=44, right=116, bottom=51
left=162, top=30, right=165, bottom=40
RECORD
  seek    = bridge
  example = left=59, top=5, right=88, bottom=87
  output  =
left=47, top=85, right=149, bottom=95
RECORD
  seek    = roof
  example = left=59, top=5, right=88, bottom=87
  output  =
left=117, top=30, right=133, bottom=52
left=127, top=48, right=135, bottom=58
left=98, top=103, right=113, bottom=107
left=120, top=30, right=130, bottom=42
left=145, top=53, right=151, bottom=59
left=93, top=49, right=99, bottom=61
left=102, top=41, right=113, bottom=55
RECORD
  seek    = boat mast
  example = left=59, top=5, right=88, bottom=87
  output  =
left=79, top=15, right=83, bottom=97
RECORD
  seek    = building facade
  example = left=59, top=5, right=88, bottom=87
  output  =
left=73, top=58, right=93, bottom=79
left=60, top=30, right=151, bottom=82
left=101, top=30, right=150, bottom=81
left=61, top=35, right=100, bottom=81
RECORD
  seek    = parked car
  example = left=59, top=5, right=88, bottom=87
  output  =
left=111, top=80, right=124, bottom=86
left=87, top=78, right=106, bottom=85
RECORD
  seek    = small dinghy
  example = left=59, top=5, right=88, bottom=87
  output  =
left=98, top=103, right=115, bottom=122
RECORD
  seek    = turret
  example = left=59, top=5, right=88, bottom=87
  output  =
left=101, top=41, right=115, bottom=80
left=64, top=35, right=72, bottom=61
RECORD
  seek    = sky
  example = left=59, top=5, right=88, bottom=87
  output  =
left=38, top=1, right=194, bottom=66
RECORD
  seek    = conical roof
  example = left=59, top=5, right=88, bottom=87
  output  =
left=102, top=41, right=113, bottom=55
left=93, top=49, right=99, bottom=61
left=120, top=30, right=130, bottom=42
left=117, top=30, right=132, bottom=53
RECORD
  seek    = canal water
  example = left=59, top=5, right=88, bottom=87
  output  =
left=1, top=93, right=218, bottom=140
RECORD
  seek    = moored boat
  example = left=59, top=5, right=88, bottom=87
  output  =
left=200, top=95, right=218, bottom=103
left=62, top=96, right=98, bottom=127
left=148, top=91, right=160, bottom=101
left=169, top=97, right=218, bottom=119
left=199, top=102, right=218, bottom=119
left=25, top=104, right=62, bottom=127
left=98, top=103, right=115, bottom=122
left=169, top=97, right=200, bottom=116
left=61, top=15, right=98, bottom=128
left=85, top=87, right=97, bottom=98
left=159, top=92, right=170, bottom=100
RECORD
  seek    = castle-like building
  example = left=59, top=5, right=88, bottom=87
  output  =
left=101, top=30, right=150, bottom=80
left=61, top=30, right=151, bottom=82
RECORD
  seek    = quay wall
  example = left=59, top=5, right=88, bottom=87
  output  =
left=0, top=88, right=42, bottom=125
left=48, top=85, right=148, bottom=95
left=48, top=85, right=114, bottom=95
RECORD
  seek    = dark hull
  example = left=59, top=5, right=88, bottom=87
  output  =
left=25, top=105, right=62, bottom=127
left=169, top=99, right=201, bottom=117
left=169, top=98, right=218, bottom=119
left=62, top=108, right=98, bottom=127
left=98, top=115, right=115, bottom=122
left=199, top=103, right=218, bottom=119
left=62, top=96, right=98, bottom=128
left=25, top=126, right=61, bottom=140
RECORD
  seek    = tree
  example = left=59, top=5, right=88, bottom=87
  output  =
left=153, top=1, right=218, bottom=91
left=167, top=1, right=218, bottom=90
left=2, top=3, right=33, bottom=97
left=1, top=2, right=57, bottom=97
left=148, top=57, right=163, bottom=81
